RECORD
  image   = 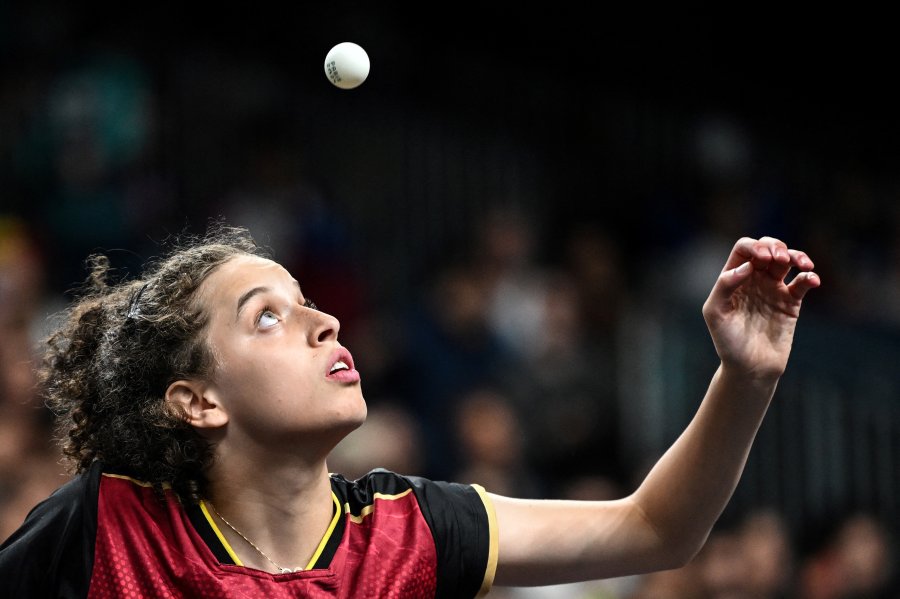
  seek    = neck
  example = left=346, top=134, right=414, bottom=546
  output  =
left=205, top=452, right=336, bottom=574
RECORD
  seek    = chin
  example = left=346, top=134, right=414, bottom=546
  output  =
left=337, top=392, right=368, bottom=430
left=350, top=386, right=368, bottom=421
left=315, top=387, right=366, bottom=444
left=348, top=401, right=368, bottom=430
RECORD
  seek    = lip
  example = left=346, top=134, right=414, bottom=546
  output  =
left=325, top=346, right=360, bottom=384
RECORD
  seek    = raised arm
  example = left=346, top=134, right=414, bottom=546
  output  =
left=488, top=236, right=820, bottom=587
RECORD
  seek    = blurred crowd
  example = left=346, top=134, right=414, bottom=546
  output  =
left=2, top=202, right=898, bottom=596
left=2, top=6, right=900, bottom=597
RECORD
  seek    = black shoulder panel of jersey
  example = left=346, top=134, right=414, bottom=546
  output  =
left=405, top=474, right=490, bottom=599
left=0, top=460, right=101, bottom=599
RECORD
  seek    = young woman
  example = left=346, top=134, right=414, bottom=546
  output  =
left=0, top=224, right=819, bottom=598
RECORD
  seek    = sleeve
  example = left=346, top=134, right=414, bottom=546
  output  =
left=0, top=461, right=101, bottom=599
left=406, top=475, right=499, bottom=599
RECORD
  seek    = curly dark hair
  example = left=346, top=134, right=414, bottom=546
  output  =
left=40, top=223, right=272, bottom=503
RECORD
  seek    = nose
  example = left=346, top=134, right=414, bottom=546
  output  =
left=306, top=308, right=340, bottom=345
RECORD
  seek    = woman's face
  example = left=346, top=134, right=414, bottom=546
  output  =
left=194, top=254, right=366, bottom=452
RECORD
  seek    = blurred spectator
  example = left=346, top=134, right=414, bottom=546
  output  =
left=467, top=204, right=630, bottom=489
left=400, top=258, right=516, bottom=480
left=476, top=205, right=550, bottom=362
left=450, top=386, right=541, bottom=498
left=562, top=223, right=629, bottom=341
left=0, top=217, right=69, bottom=542
left=628, top=507, right=792, bottom=599
left=0, top=217, right=46, bottom=416
left=696, top=528, right=753, bottom=599
left=503, top=270, right=626, bottom=490
left=738, top=508, right=794, bottom=599
left=798, top=511, right=897, bottom=599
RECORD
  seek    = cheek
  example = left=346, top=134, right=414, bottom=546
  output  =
left=218, top=355, right=315, bottom=407
left=208, top=352, right=264, bottom=406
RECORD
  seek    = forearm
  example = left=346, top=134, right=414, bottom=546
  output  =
left=630, top=364, right=778, bottom=563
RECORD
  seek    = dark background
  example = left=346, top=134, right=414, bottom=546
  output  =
left=5, top=6, right=898, bottom=296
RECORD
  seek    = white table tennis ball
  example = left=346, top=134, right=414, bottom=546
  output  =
left=324, top=42, right=370, bottom=89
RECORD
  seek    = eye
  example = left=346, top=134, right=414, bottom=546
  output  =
left=303, top=298, right=318, bottom=311
left=257, top=308, right=280, bottom=328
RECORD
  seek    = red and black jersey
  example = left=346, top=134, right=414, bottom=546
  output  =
left=0, top=461, right=498, bottom=598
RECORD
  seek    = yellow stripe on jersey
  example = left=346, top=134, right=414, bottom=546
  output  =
left=199, top=500, right=244, bottom=566
left=471, top=484, right=498, bottom=598
left=304, top=492, right=342, bottom=570
left=344, top=487, right=414, bottom=524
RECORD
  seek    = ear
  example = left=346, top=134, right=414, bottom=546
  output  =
left=165, top=380, right=229, bottom=429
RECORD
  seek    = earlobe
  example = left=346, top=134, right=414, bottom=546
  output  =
left=165, top=380, right=228, bottom=429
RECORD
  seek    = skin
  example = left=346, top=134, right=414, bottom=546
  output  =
left=165, top=236, right=820, bottom=585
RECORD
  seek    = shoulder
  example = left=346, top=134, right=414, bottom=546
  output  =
left=0, top=461, right=103, bottom=597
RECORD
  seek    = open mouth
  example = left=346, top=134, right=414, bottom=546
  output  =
left=330, top=360, right=350, bottom=374
left=326, top=348, right=360, bottom=383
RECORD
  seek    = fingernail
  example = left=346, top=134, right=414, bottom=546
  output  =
left=736, top=262, right=751, bottom=275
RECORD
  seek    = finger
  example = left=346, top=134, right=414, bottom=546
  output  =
left=759, top=236, right=792, bottom=281
left=787, top=249, right=815, bottom=271
left=765, top=251, right=791, bottom=281
left=758, top=236, right=791, bottom=262
left=724, top=237, right=786, bottom=279
left=723, top=237, right=766, bottom=272
left=786, top=271, right=821, bottom=300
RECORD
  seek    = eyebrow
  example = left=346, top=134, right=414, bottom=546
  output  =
left=235, top=280, right=303, bottom=321
left=236, top=287, right=268, bottom=321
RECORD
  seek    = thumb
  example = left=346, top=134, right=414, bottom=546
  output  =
left=704, top=261, right=752, bottom=321
left=715, top=260, right=753, bottom=296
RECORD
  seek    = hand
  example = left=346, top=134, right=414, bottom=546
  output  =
left=702, top=236, right=820, bottom=381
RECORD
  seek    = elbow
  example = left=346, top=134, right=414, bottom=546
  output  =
left=632, top=511, right=710, bottom=571
left=640, top=543, right=701, bottom=573
left=652, top=532, right=709, bottom=571
left=628, top=498, right=709, bottom=571
left=673, top=539, right=706, bottom=568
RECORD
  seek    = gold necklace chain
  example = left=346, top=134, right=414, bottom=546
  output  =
left=207, top=501, right=302, bottom=574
